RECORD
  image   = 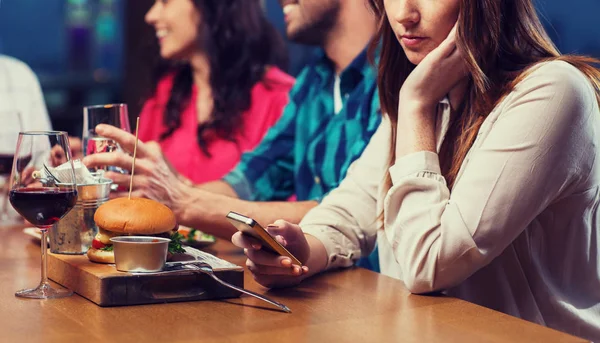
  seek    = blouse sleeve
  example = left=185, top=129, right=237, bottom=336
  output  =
left=384, top=62, right=599, bottom=293
left=300, top=118, right=390, bottom=269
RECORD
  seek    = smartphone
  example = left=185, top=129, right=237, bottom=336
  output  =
left=226, top=211, right=302, bottom=266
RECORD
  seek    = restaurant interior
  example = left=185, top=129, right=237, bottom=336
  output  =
left=2, top=0, right=597, bottom=135
left=0, top=0, right=599, bottom=342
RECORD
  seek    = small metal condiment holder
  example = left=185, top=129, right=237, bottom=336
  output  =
left=50, top=177, right=113, bottom=255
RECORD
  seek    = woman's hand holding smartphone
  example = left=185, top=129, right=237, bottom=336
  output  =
left=230, top=214, right=311, bottom=288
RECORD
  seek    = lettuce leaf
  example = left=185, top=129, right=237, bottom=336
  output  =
left=169, top=232, right=186, bottom=254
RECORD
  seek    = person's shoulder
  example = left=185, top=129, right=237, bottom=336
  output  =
left=258, top=67, right=295, bottom=93
left=0, top=55, right=39, bottom=85
left=249, top=67, right=293, bottom=108
left=263, top=67, right=295, bottom=86
left=0, top=55, right=34, bottom=74
left=155, top=72, right=177, bottom=93
left=246, top=68, right=293, bottom=119
left=504, top=59, right=600, bottom=129
left=517, top=59, right=597, bottom=100
left=147, top=72, right=178, bottom=105
left=527, top=59, right=592, bottom=82
left=294, top=49, right=330, bottom=79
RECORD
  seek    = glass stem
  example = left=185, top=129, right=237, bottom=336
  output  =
left=40, top=229, right=49, bottom=286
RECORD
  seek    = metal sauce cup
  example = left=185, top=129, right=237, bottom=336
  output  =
left=110, top=236, right=170, bottom=273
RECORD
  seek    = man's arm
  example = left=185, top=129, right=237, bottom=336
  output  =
left=195, top=180, right=238, bottom=198
left=174, top=187, right=318, bottom=238
left=83, top=134, right=316, bottom=239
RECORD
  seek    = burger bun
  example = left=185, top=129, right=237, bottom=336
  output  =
left=94, top=197, right=177, bottom=235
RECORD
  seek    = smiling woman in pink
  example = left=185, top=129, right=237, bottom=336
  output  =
left=139, top=0, right=294, bottom=183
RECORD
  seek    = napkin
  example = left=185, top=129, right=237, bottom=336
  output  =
left=43, top=160, right=96, bottom=185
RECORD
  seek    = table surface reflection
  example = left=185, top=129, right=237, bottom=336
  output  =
left=0, top=224, right=585, bottom=342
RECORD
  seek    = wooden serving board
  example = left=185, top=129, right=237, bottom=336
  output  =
left=47, top=248, right=244, bottom=307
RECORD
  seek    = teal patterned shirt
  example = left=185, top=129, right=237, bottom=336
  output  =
left=223, top=48, right=381, bottom=202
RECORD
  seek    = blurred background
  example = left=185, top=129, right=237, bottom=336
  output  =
left=0, top=0, right=598, bottom=137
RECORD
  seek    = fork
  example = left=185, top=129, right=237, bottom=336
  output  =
left=43, top=164, right=61, bottom=185
left=179, top=262, right=292, bottom=313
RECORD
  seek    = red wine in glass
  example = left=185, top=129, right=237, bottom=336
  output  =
left=9, top=188, right=77, bottom=228
left=9, top=131, right=78, bottom=299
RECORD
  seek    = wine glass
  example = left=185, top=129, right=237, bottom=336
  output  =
left=82, top=103, right=130, bottom=161
left=9, top=131, right=78, bottom=299
left=0, top=111, right=23, bottom=223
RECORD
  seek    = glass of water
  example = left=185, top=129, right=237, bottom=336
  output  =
left=82, top=104, right=131, bottom=174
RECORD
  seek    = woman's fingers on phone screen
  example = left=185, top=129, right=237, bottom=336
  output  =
left=246, top=259, right=305, bottom=276
left=274, top=234, right=287, bottom=247
left=245, top=247, right=292, bottom=267
left=231, top=231, right=263, bottom=250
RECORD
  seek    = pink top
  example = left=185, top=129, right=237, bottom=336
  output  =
left=138, top=67, right=294, bottom=184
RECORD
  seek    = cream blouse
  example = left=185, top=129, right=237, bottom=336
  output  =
left=301, top=61, right=600, bottom=340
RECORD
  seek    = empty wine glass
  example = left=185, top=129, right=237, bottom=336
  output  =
left=9, top=131, right=78, bottom=299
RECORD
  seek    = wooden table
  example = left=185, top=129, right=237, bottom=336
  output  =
left=0, top=224, right=585, bottom=342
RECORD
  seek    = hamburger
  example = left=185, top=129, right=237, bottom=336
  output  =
left=87, top=197, right=185, bottom=264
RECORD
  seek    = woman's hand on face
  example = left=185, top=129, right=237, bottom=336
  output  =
left=399, top=23, right=469, bottom=113
left=231, top=220, right=310, bottom=288
left=81, top=125, right=189, bottom=209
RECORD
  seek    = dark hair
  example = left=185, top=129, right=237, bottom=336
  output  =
left=152, top=0, right=288, bottom=156
left=368, top=0, right=600, bottom=190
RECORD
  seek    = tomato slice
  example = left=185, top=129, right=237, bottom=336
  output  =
left=178, top=227, right=190, bottom=239
left=92, top=239, right=107, bottom=249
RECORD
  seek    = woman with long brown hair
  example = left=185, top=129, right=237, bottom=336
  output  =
left=232, top=0, right=600, bottom=338
left=137, top=0, right=293, bottom=184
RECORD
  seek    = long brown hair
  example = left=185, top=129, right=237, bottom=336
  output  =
left=153, top=0, right=288, bottom=157
left=368, top=0, right=600, bottom=191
